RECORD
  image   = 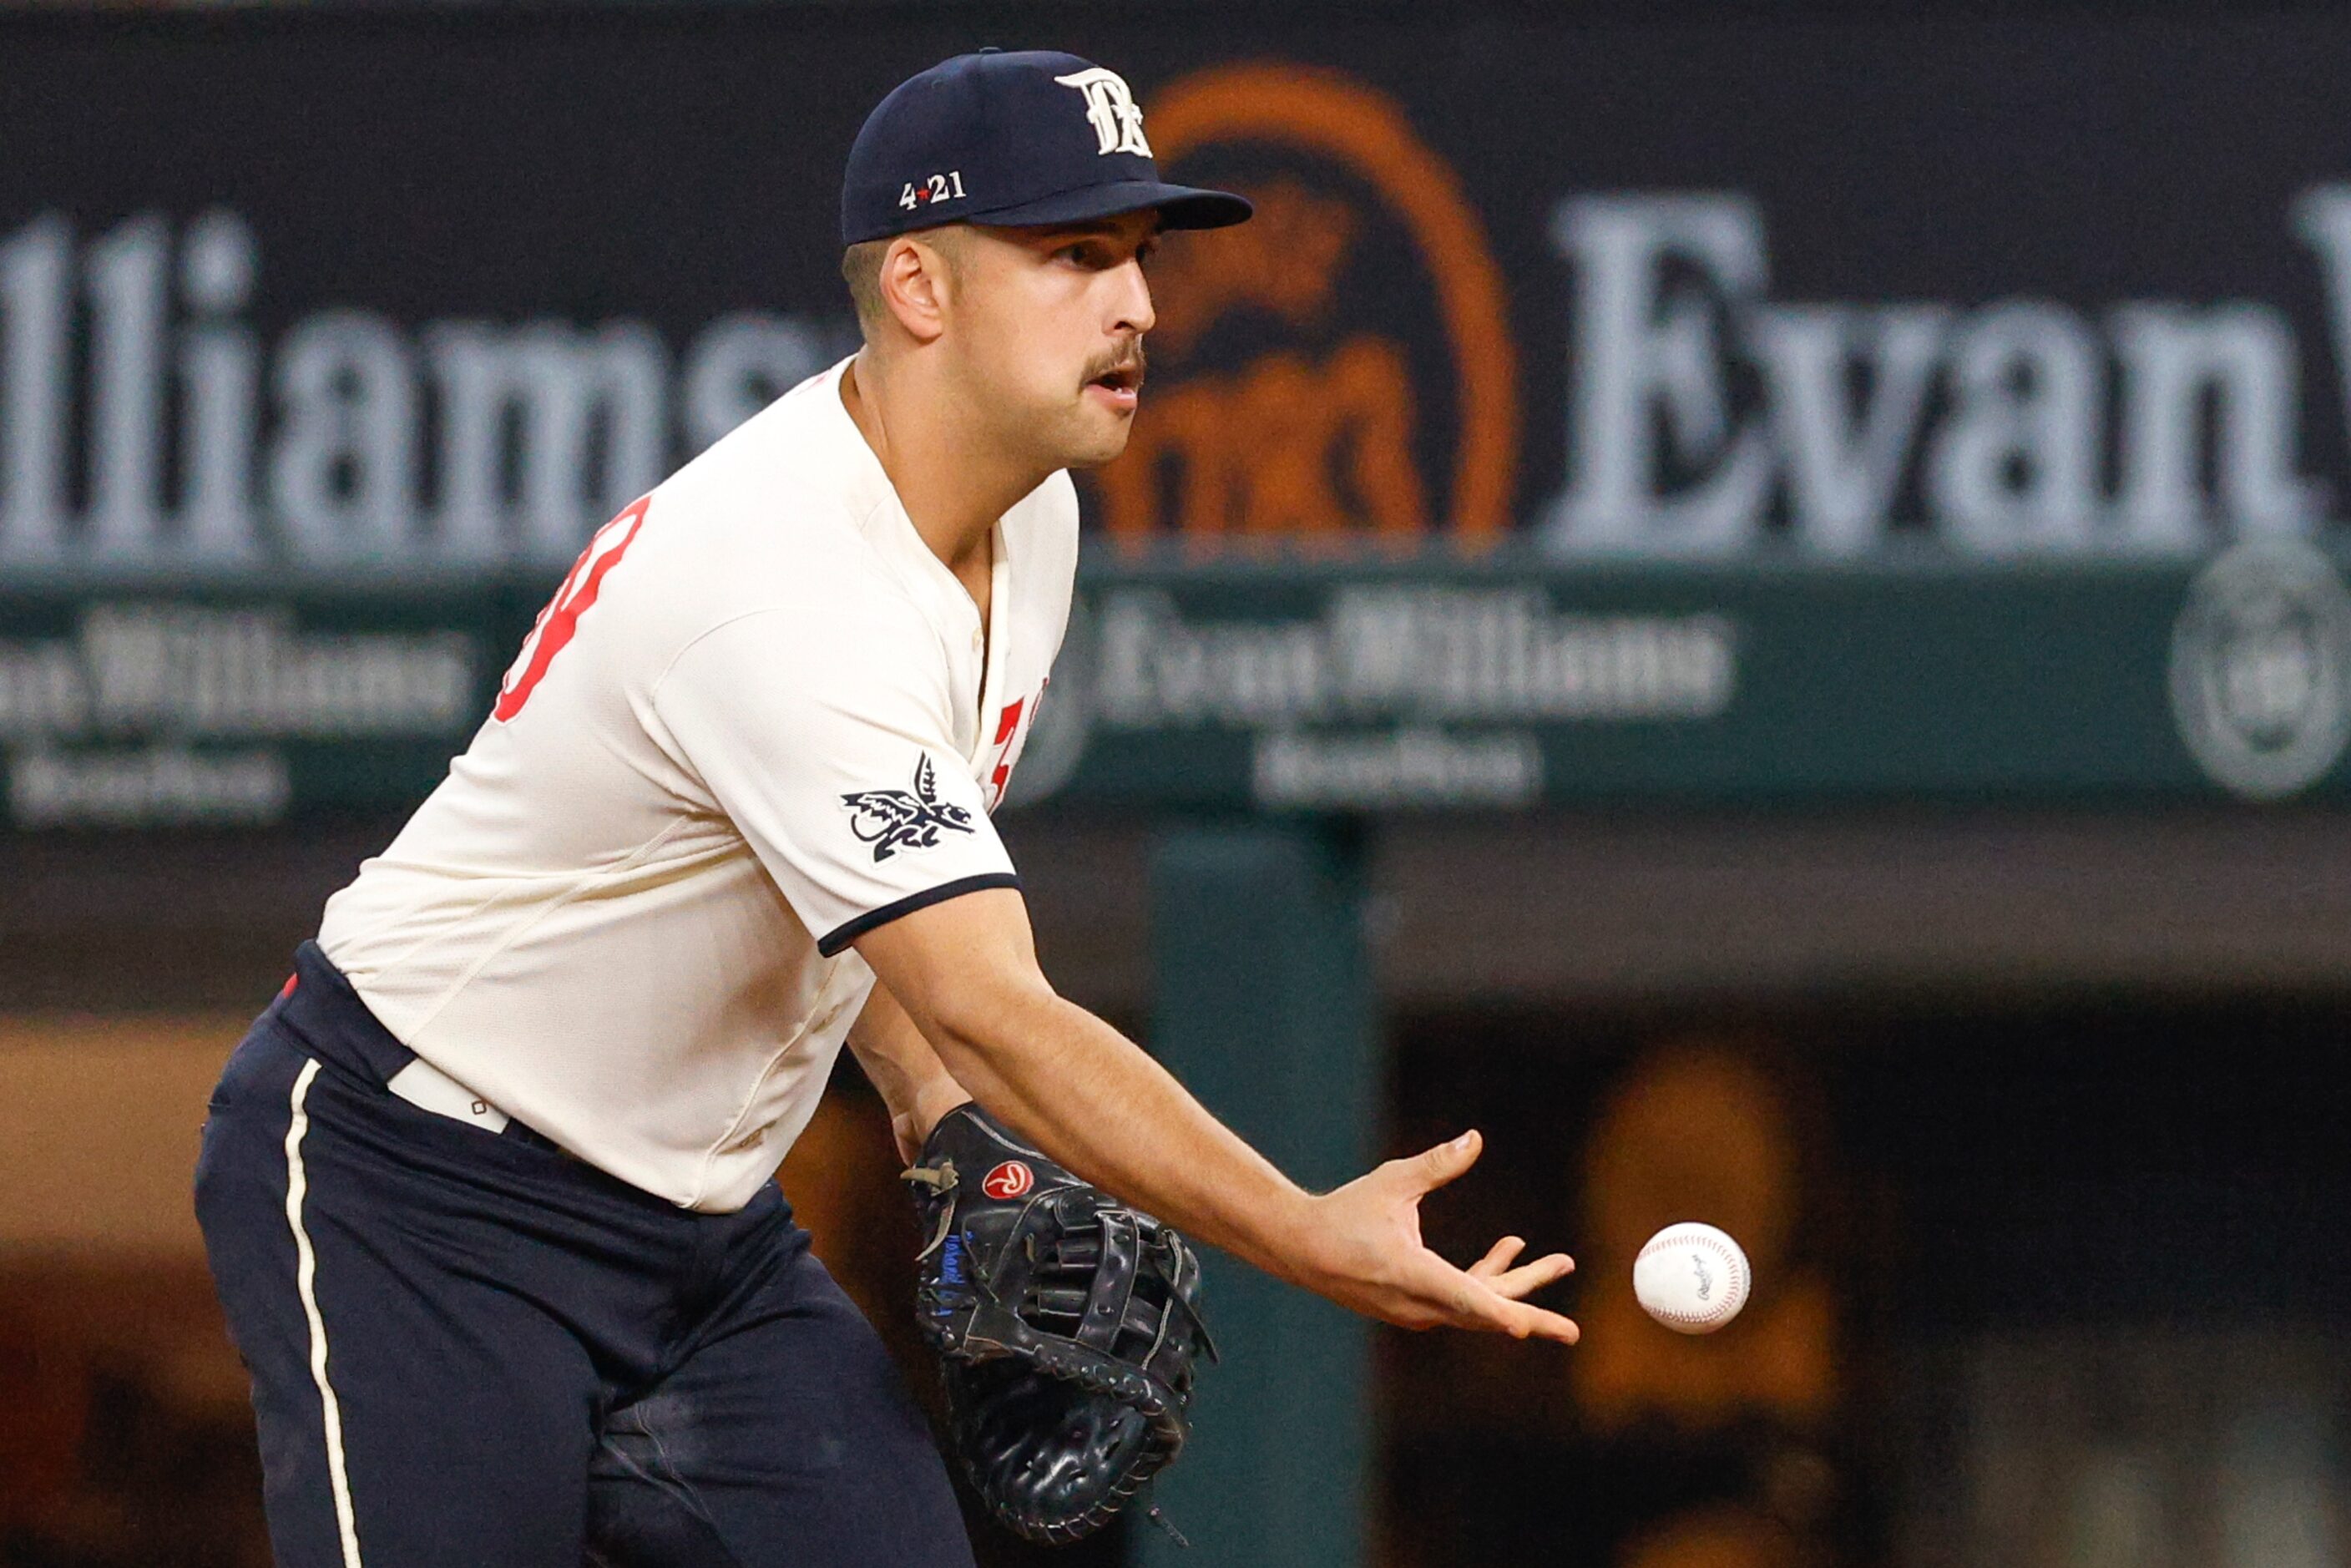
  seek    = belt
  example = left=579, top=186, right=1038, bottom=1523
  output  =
left=281, top=940, right=554, bottom=1148
left=387, top=1056, right=513, bottom=1135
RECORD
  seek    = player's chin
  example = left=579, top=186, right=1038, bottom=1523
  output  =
left=1059, top=407, right=1139, bottom=469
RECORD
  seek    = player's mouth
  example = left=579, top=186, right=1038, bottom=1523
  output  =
left=1084, top=359, right=1145, bottom=413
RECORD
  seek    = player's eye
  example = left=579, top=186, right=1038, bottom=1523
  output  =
left=1057, top=241, right=1105, bottom=268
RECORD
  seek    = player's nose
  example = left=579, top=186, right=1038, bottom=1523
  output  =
left=1111, top=258, right=1155, bottom=337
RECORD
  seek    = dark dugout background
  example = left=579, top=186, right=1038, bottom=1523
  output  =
left=4, top=7, right=2351, bottom=1568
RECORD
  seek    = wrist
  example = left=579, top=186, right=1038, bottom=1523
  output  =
left=1234, top=1186, right=1332, bottom=1292
left=908, top=1083, right=974, bottom=1146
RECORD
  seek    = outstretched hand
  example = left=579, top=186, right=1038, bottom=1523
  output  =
left=1295, top=1130, right=1579, bottom=1344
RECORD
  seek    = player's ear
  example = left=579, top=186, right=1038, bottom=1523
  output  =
left=881, top=235, right=952, bottom=344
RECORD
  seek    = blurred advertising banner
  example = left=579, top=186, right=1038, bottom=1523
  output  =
left=1022, top=552, right=2333, bottom=812
left=8, top=9, right=2351, bottom=822
left=6, top=554, right=2332, bottom=825
left=0, top=590, right=503, bottom=827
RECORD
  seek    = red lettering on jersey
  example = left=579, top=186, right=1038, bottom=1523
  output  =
left=984, top=681, right=1047, bottom=807
left=981, top=1161, right=1034, bottom=1200
left=494, top=498, right=651, bottom=722
left=992, top=699, right=1026, bottom=748
left=985, top=697, right=1026, bottom=804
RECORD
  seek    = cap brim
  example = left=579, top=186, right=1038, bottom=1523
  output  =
left=967, top=179, right=1253, bottom=233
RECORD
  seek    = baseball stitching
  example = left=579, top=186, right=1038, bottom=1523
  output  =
left=1637, top=1230, right=1750, bottom=1326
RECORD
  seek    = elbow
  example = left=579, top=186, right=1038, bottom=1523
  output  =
left=918, top=964, right=1059, bottom=1079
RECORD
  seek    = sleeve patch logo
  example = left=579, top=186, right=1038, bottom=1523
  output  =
left=980, top=1161, right=1035, bottom=1200
left=840, top=754, right=977, bottom=862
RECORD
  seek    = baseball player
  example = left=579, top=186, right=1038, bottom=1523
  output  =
left=195, top=48, right=1577, bottom=1567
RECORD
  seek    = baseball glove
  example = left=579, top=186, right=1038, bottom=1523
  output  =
left=903, top=1103, right=1216, bottom=1545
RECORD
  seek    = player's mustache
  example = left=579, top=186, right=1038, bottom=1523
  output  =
left=1083, top=341, right=1147, bottom=391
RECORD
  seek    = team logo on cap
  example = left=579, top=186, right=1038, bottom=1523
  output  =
left=840, top=754, right=977, bottom=862
left=981, top=1160, right=1035, bottom=1200
left=1054, top=67, right=1153, bottom=158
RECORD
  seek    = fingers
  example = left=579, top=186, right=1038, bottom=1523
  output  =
left=1447, top=1266, right=1580, bottom=1343
left=1465, top=1237, right=1575, bottom=1301
left=1494, top=1300, right=1582, bottom=1345
left=1404, top=1129, right=1484, bottom=1194
left=1332, top=1137, right=1580, bottom=1345
left=1468, top=1236, right=1525, bottom=1278
left=1484, top=1252, right=1575, bottom=1300
left=1386, top=1251, right=1580, bottom=1344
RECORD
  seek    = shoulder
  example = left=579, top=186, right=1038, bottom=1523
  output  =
left=650, top=594, right=951, bottom=743
left=624, top=377, right=902, bottom=630
left=655, top=367, right=870, bottom=540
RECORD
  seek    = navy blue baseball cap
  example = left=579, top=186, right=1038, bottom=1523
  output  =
left=842, top=49, right=1253, bottom=247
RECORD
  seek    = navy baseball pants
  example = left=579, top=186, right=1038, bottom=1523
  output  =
left=193, top=943, right=975, bottom=1568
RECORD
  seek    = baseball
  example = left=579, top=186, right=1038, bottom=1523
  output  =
left=1634, top=1222, right=1752, bottom=1333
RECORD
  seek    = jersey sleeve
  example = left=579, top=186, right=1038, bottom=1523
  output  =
left=651, top=605, right=1019, bottom=957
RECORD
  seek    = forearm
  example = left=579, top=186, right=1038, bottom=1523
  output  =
left=852, top=889, right=1576, bottom=1345
left=922, top=984, right=1320, bottom=1289
left=856, top=966, right=1316, bottom=1282
left=846, top=982, right=975, bottom=1154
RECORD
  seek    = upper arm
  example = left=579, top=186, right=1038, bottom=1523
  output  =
left=652, top=601, right=1019, bottom=958
left=849, top=883, right=1054, bottom=1054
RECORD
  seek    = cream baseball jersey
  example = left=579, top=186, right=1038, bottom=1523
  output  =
left=316, top=359, right=1073, bottom=1212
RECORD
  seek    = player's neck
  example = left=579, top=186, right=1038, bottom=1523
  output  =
left=842, top=351, right=1039, bottom=591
